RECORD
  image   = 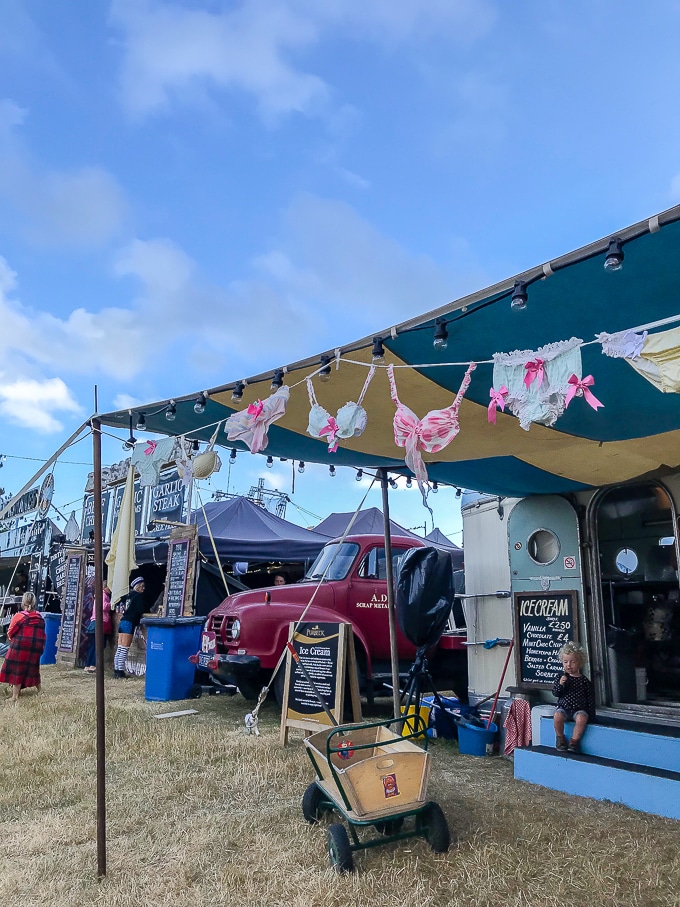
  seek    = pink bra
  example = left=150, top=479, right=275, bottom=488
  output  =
left=387, top=362, right=476, bottom=498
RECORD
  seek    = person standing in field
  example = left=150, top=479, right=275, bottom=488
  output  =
left=113, top=576, right=146, bottom=678
left=0, top=592, right=46, bottom=702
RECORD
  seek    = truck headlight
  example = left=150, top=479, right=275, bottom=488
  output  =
left=230, top=619, right=241, bottom=641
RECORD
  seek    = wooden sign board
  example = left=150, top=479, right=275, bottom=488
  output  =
left=56, top=552, right=85, bottom=667
left=162, top=524, right=198, bottom=617
left=513, top=590, right=579, bottom=688
left=280, top=621, right=362, bottom=746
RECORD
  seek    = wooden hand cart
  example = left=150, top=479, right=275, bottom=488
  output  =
left=302, top=715, right=450, bottom=872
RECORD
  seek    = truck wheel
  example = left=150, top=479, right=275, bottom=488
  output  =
left=418, top=802, right=450, bottom=853
left=327, top=823, right=354, bottom=873
left=302, top=783, right=324, bottom=824
left=187, top=683, right=203, bottom=699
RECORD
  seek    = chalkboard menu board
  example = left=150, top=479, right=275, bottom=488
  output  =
left=59, top=554, right=84, bottom=654
left=49, top=544, right=67, bottom=598
left=280, top=621, right=361, bottom=744
left=164, top=538, right=190, bottom=618
left=286, top=622, right=341, bottom=721
left=514, top=590, right=579, bottom=687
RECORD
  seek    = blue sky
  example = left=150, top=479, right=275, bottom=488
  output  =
left=2, top=0, right=680, bottom=540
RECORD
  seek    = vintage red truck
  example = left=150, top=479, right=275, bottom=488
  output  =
left=195, top=533, right=467, bottom=702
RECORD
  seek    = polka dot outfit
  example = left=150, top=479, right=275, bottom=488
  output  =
left=552, top=673, right=595, bottom=721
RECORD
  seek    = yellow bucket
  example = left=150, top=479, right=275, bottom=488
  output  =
left=400, top=703, right=431, bottom=738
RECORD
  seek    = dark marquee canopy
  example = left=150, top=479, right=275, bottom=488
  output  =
left=99, top=205, right=680, bottom=498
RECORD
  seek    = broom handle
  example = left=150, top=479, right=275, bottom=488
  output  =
left=486, top=639, right=514, bottom=729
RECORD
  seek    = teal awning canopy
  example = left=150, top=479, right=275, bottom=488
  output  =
left=100, top=205, right=680, bottom=497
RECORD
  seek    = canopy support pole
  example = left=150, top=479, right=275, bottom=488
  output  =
left=379, top=468, right=401, bottom=720
left=92, top=417, right=107, bottom=878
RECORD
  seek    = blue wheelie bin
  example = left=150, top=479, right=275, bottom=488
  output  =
left=40, top=612, right=62, bottom=665
left=141, top=616, right=205, bottom=701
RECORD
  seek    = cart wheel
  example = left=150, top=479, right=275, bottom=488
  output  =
left=302, top=783, right=325, bottom=824
left=419, top=802, right=450, bottom=853
left=327, top=823, right=354, bottom=873
left=375, top=817, right=404, bottom=836
left=188, top=683, right=203, bottom=699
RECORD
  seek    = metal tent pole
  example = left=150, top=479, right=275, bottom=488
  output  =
left=92, top=417, right=107, bottom=878
left=379, top=468, right=401, bottom=720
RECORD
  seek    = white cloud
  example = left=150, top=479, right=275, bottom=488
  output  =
left=0, top=98, right=26, bottom=131
left=110, top=0, right=327, bottom=121
left=0, top=377, right=82, bottom=433
left=109, top=0, right=495, bottom=121
left=0, top=103, right=127, bottom=248
left=670, top=173, right=680, bottom=201
left=0, top=194, right=484, bottom=426
left=112, top=393, right=146, bottom=410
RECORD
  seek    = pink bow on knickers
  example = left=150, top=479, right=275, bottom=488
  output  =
left=224, top=386, right=290, bottom=454
left=144, top=441, right=157, bottom=456
left=488, top=386, right=508, bottom=424
left=319, top=416, right=340, bottom=453
left=565, top=374, right=604, bottom=410
left=524, top=358, right=545, bottom=389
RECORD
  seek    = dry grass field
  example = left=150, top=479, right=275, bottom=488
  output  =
left=0, top=665, right=678, bottom=907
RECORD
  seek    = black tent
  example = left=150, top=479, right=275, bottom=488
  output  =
left=136, top=495, right=329, bottom=565
left=314, top=506, right=425, bottom=542
left=425, top=528, right=464, bottom=568
left=134, top=496, right=330, bottom=616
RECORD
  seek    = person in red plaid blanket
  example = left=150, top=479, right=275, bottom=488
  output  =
left=0, top=592, right=46, bottom=702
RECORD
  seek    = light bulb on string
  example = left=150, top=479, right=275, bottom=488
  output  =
left=135, top=412, right=146, bottom=431
left=298, top=461, right=305, bottom=474
left=604, top=237, right=624, bottom=272
left=231, top=381, right=245, bottom=402
left=165, top=401, right=176, bottom=421
left=123, top=415, right=137, bottom=450
left=456, top=487, right=462, bottom=498
left=371, top=337, right=385, bottom=365
left=355, top=469, right=363, bottom=482
left=329, top=465, right=336, bottom=477
left=433, top=318, right=448, bottom=351
left=194, top=392, right=207, bottom=414
left=510, top=281, right=528, bottom=311
left=192, top=439, right=200, bottom=452
left=405, top=476, right=412, bottom=489
left=388, top=477, right=398, bottom=489
left=271, top=369, right=284, bottom=391
left=431, top=481, right=439, bottom=494
left=319, top=355, right=332, bottom=383
left=229, top=448, right=237, bottom=464
left=266, top=456, right=273, bottom=468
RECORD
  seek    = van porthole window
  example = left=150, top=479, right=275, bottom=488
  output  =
left=527, top=529, right=560, bottom=565
left=615, top=547, right=638, bottom=575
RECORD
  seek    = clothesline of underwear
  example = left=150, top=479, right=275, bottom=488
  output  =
left=112, top=312, right=680, bottom=513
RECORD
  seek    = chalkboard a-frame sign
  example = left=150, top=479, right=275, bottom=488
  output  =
left=513, top=590, right=579, bottom=688
left=56, top=552, right=85, bottom=667
left=280, top=621, right=362, bottom=745
left=162, top=524, right=198, bottom=618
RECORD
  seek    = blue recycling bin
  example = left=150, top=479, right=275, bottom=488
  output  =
left=40, top=612, right=62, bottom=665
left=141, top=616, right=205, bottom=701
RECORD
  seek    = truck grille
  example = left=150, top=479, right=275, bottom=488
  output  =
left=209, top=614, right=224, bottom=635
left=208, top=614, right=238, bottom=643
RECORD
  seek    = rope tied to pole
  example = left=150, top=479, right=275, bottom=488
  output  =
left=244, top=477, right=376, bottom=732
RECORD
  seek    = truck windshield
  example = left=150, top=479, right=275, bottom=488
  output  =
left=304, top=542, right=360, bottom=581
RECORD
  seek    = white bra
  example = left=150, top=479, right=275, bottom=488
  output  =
left=306, top=367, right=375, bottom=451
